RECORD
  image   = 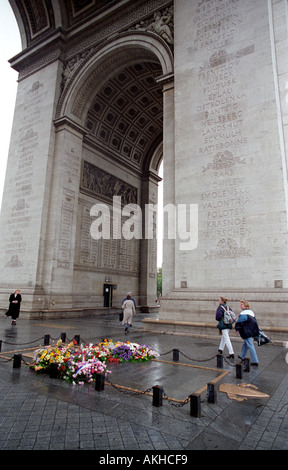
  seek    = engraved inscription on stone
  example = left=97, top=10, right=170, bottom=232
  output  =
left=58, top=190, right=75, bottom=268
left=194, top=0, right=254, bottom=259
left=4, top=81, right=44, bottom=267
left=75, top=198, right=140, bottom=274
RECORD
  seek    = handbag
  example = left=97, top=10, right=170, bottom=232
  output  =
left=217, top=318, right=227, bottom=330
left=254, top=328, right=272, bottom=346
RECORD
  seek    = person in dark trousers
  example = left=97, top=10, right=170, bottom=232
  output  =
left=235, top=299, right=259, bottom=366
left=6, top=289, right=22, bottom=325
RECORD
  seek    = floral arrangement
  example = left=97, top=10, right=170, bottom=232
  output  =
left=29, top=339, right=158, bottom=385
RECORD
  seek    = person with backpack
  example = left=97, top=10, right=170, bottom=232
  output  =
left=215, top=296, right=236, bottom=359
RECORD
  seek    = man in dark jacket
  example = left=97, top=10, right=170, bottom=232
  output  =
left=235, top=300, right=259, bottom=366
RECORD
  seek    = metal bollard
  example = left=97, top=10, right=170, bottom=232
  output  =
left=236, top=362, right=242, bottom=379
left=13, top=354, right=22, bottom=369
left=216, top=354, right=224, bottom=368
left=0, top=340, right=2, bottom=352
left=95, top=373, right=105, bottom=392
left=61, top=332, right=66, bottom=343
left=243, top=358, right=250, bottom=372
left=207, top=383, right=217, bottom=403
left=190, top=394, right=201, bottom=418
left=74, top=335, right=80, bottom=345
left=50, top=363, right=59, bottom=378
left=172, top=349, right=179, bottom=362
left=152, top=385, right=163, bottom=407
left=44, top=334, right=50, bottom=345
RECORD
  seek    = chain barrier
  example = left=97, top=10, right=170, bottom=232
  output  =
left=162, top=390, right=190, bottom=408
left=105, top=375, right=153, bottom=396
left=158, top=349, right=174, bottom=357
left=177, top=350, right=218, bottom=363
left=0, top=337, right=43, bottom=346
left=104, top=376, right=190, bottom=408
left=0, top=335, right=239, bottom=412
left=0, top=334, right=236, bottom=369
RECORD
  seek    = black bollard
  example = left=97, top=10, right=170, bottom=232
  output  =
left=152, top=385, right=163, bottom=407
left=190, top=394, right=201, bottom=418
left=0, top=340, right=2, bottom=352
left=44, top=334, right=50, bottom=346
left=49, top=363, right=59, bottom=378
left=13, top=354, right=22, bottom=369
left=172, top=349, right=179, bottom=362
left=236, top=362, right=242, bottom=379
left=95, top=373, right=105, bottom=392
left=207, top=383, right=217, bottom=403
left=243, top=358, right=250, bottom=372
left=216, top=354, right=224, bottom=368
left=61, top=332, right=66, bottom=343
left=74, top=335, right=80, bottom=345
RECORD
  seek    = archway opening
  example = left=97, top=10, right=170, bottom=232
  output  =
left=73, top=59, right=164, bottom=309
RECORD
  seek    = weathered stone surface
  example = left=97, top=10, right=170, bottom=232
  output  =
left=0, top=1, right=287, bottom=337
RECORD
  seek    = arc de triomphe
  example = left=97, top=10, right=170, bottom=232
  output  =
left=0, top=0, right=287, bottom=341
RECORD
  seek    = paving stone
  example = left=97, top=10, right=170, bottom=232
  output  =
left=0, top=314, right=287, bottom=451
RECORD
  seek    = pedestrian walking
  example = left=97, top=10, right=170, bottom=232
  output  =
left=215, top=296, right=235, bottom=358
left=5, top=289, right=22, bottom=325
left=235, top=299, right=259, bottom=366
left=122, top=291, right=136, bottom=309
left=122, top=294, right=136, bottom=334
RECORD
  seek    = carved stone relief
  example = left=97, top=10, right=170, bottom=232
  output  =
left=81, top=160, right=137, bottom=205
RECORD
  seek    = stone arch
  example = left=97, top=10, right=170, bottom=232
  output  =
left=53, top=32, right=173, bottom=310
left=57, top=31, right=174, bottom=124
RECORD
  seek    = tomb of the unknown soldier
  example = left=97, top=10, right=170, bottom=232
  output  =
left=0, top=0, right=287, bottom=343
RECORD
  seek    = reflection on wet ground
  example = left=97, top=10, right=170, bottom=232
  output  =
left=0, top=313, right=287, bottom=450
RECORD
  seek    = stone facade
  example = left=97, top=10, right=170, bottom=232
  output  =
left=0, top=0, right=287, bottom=339
left=157, top=0, right=288, bottom=340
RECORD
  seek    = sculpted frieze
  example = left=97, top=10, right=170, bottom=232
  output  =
left=81, top=160, right=137, bottom=205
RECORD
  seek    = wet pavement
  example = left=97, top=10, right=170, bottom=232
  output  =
left=0, top=312, right=288, bottom=453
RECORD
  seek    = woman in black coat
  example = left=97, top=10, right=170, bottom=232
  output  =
left=6, top=289, right=22, bottom=325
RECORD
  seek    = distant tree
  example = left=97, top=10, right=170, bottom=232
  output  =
left=157, top=267, right=162, bottom=297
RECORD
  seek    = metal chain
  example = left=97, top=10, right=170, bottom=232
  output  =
left=179, top=350, right=218, bottom=363
left=1, top=337, right=43, bottom=346
left=105, top=376, right=152, bottom=396
left=162, top=389, right=190, bottom=407
left=159, top=349, right=175, bottom=357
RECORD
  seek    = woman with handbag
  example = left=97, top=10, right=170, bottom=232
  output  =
left=122, top=294, right=136, bottom=334
left=215, top=296, right=235, bottom=359
left=235, top=300, right=259, bottom=366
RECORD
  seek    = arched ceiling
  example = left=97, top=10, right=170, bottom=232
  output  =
left=10, top=0, right=173, bottom=172
left=85, top=61, right=163, bottom=169
left=10, top=0, right=159, bottom=48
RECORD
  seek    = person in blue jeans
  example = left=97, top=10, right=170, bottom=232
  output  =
left=235, top=300, right=259, bottom=366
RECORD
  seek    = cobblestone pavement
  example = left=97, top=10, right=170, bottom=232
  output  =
left=0, top=312, right=287, bottom=453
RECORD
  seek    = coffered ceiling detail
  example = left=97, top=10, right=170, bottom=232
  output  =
left=85, top=61, right=163, bottom=169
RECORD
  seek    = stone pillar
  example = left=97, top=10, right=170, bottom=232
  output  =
left=162, top=80, right=175, bottom=297
left=157, top=0, right=288, bottom=338
left=0, top=61, right=62, bottom=311
left=39, top=118, right=85, bottom=309
left=139, top=172, right=160, bottom=310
